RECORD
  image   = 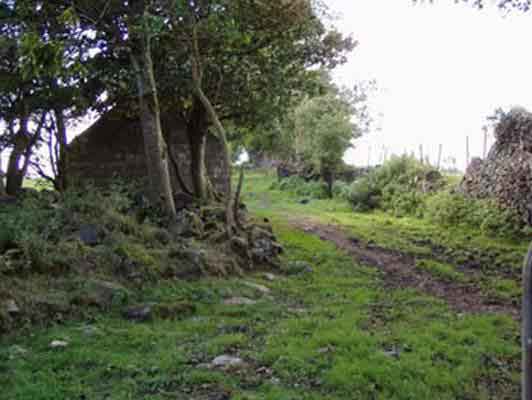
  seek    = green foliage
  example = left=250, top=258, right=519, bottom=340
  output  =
left=425, top=192, right=523, bottom=238
left=273, top=176, right=329, bottom=199
left=347, top=176, right=380, bottom=212
left=294, top=93, right=357, bottom=173
left=347, top=156, right=440, bottom=216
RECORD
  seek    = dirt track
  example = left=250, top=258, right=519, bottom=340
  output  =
left=290, top=218, right=519, bottom=319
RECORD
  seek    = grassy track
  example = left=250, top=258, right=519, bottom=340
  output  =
left=0, top=170, right=525, bottom=399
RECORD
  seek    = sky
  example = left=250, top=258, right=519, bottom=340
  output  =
left=325, top=0, right=532, bottom=170
left=3, top=1, right=532, bottom=174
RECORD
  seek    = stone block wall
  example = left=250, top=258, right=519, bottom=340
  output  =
left=68, top=111, right=228, bottom=194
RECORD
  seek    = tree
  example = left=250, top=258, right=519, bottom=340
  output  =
left=129, top=3, right=177, bottom=217
left=293, top=92, right=358, bottom=197
left=160, top=0, right=356, bottom=201
left=0, top=1, right=103, bottom=193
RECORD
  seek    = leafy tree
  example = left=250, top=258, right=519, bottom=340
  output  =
left=0, top=1, right=102, bottom=193
left=293, top=92, right=359, bottom=197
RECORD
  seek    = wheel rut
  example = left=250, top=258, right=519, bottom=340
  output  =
left=289, top=218, right=519, bottom=319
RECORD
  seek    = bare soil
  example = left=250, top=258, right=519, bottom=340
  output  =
left=290, top=218, right=519, bottom=319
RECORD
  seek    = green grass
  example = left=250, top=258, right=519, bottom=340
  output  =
left=415, top=259, right=467, bottom=282
left=0, top=170, right=524, bottom=399
left=0, top=221, right=520, bottom=399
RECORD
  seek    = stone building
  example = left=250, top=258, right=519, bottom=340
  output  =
left=68, top=110, right=228, bottom=194
left=459, top=107, right=532, bottom=225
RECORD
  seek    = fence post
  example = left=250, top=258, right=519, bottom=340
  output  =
left=523, top=244, right=532, bottom=400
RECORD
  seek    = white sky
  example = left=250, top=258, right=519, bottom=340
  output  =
left=3, top=1, right=531, bottom=174
left=326, top=0, right=532, bottom=170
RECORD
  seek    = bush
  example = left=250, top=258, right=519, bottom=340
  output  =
left=425, top=191, right=523, bottom=238
left=347, top=156, right=442, bottom=214
left=332, top=180, right=351, bottom=200
left=274, top=176, right=328, bottom=199
left=347, top=177, right=380, bottom=211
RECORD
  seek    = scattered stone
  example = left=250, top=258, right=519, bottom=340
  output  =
left=263, top=273, right=276, bottom=281
left=282, top=261, right=314, bottom=275
left=122, top=304, right=153, bottom=322
left=173, top=209, right=204, bottom=238
left=242, top=281, right=271, bottom=294
left=0, top=195, right=17, bottom=206
left=50, top=340, right=69, bottom=349
left=211, top=355, right=244, bottom=368
left=383, top=348, right=401, bottom=359
left=231, top=236, right=250, bottom=259
left=248, top=226, right=283, bottom=264
left=81, top=325, right=100, bottom=337
left=174, top=192, right=196, bottom=210
left=223, top=297, right=257, bottom=306
left=153, top=302, right=196, bottom=320
left=8, top=345, right=28, bottom=359
left=5, top=299, right=20, bottom=315
left=71, top=279, right=129, bottom=309
left=79, top=224, right=100, bottom=246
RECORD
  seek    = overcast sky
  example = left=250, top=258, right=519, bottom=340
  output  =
left=325, top=0, right=532, bottom=170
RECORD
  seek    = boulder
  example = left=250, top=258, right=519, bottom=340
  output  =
left=173, top=209, right=204, bottom=238
left=122, top=304, right=153, bottom=322
left=174, top=192, right=196, bottom=210
left=79, top=224, right=101, bottom=246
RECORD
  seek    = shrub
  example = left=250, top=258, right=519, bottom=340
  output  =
left=332, top=180, right=351, bottom=200
left=347, top=156, right=442, bottom=214
left=275, top=176, right=328, bottom=199
left=347, top=177, right=380, bottom=211
left=425, top=191, right=523, bottom=238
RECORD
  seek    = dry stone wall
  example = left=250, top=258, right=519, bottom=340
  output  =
left=459, top=107, right=532, bottom=225
left=68, top=111, right=228, bottom=194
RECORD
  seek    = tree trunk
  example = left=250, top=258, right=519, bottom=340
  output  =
left=186, top=102, right=210, bottom=201
left=523, top=244, right=532, bottom=400
left=189, top=130, right=208, bottom=201
left=131, top=31, right=176, bottom=218
left=6, top=117, right=29, bottom=196
left=54, top=107, right=69, bottom=192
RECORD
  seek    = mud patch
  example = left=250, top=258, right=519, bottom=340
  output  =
left=290, top=218, right=519, bottom=318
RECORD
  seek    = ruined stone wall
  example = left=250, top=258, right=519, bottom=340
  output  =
left=68, top=111, right=228, bottom=194
left=459, top=107, right=532, bottom=224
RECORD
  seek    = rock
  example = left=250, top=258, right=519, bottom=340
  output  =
left=4, top=299, right=20, bottom=315
left=242, top=281, right=271, bottom=294
left=282, top=261, right=313, bottom=275
left=223, top=297, right=257, bottom=306
left=231, top=236, right=251, bottom=260
left=49, top=340, right=69, bottom=349
left=299, top=199, right=310, bottom=205
left=173, top=210, right=204, bottom=238
left=8, top=345, right=28, bottom=359
left=81, top=325, right=100, bottom=337
left=166, top=245, right=207, bottom=278
left=153, top=302, right=196, bottom=320
left=263, top=273, right=276, bottom=281
left=200, top=206, right=226, bottom=223
left=71, top=280, right=129, bottom=309
left=211, top=355, right=244, bottom=368
left=34, top=295, right=71, bottom=315
left=0, top=195, right=17, bottom=206
left=79, top=224, right=100, bottom=246
left=122, top=304, right=153, bottom=322
left=248, top=226, right=283, bottom=264
left=174, top=192, right=196, bottom=210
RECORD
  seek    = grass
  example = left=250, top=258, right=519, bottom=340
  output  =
left=0, top=169, right=525, bottom=399
left=415, top=259, right=467, bottom=282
